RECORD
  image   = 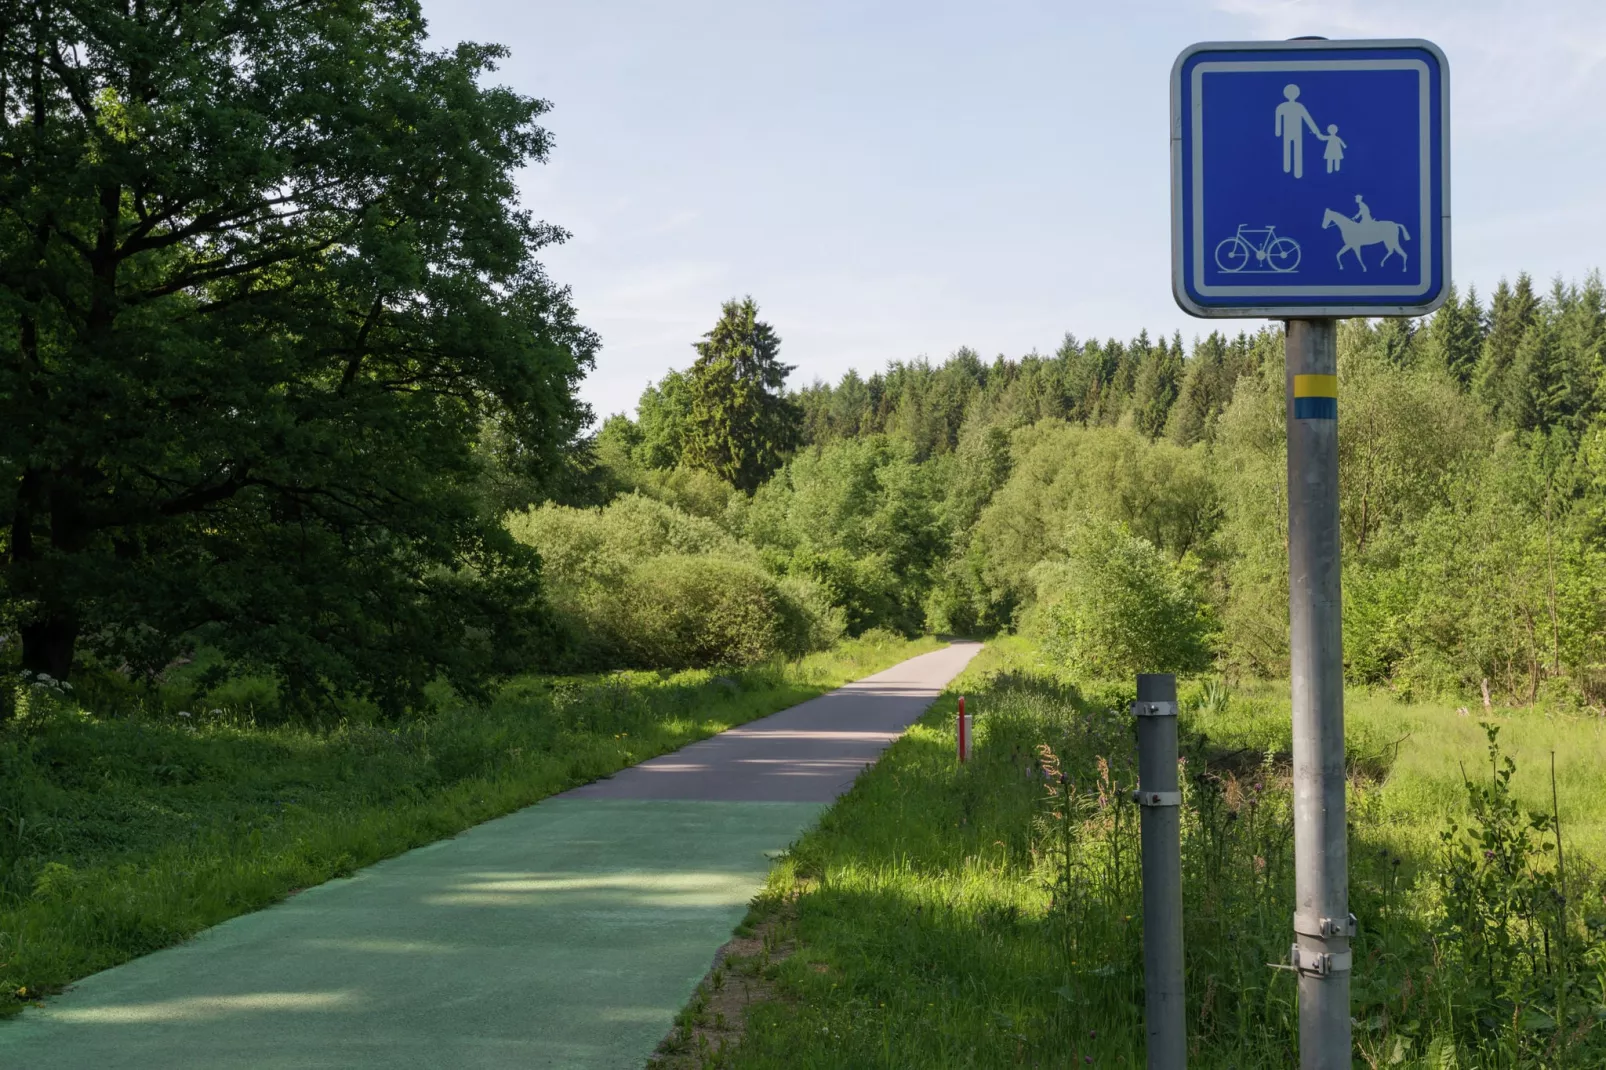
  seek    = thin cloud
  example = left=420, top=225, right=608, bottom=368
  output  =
left=1216, top=0, right=1606, bottom=132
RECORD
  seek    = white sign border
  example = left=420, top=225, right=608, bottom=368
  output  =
left=1170, top=39, right=1451, bottom=319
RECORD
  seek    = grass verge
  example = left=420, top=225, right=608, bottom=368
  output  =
left=701, top=636, right=1606, bottom=1068
left=0, top=632, right=941, bottom=1014
left=648, top=878, right=810, bottom=1069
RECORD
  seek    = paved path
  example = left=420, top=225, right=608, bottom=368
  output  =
left=0, top=641, right=981, bottom=1069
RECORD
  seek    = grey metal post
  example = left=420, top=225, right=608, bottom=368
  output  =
left=1284, top=319, right=1352, bottom=1067
left=1133, top=673, right=1184, bottom=1070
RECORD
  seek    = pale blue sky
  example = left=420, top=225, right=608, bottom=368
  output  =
left=421, top=1, right=1606, bottom=423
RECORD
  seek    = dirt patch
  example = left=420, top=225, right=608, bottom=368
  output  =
left=647, top=886, right=807, bottom=1069
left=1198, top=738, right=1401, bottom=786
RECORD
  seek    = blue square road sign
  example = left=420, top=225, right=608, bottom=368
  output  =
left=1171, top=39, right=1449, bottom=318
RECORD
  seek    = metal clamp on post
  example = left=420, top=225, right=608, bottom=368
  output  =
left=1130, top=700, right=1180, bottom=808
left=1293, top=912, right=1358, bottom=940
left=1290, top=911, right=1357, bottom=977
left=1290, top=944, right=1353, bottom=976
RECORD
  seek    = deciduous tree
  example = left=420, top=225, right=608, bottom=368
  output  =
left=0, top=1, right=594, bottom=712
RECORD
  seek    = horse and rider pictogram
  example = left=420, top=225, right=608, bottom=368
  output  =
left=1323, top=195, right=1410, bottom=271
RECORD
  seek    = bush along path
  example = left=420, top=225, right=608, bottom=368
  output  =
left=0, top=640, right=980, bottom=1069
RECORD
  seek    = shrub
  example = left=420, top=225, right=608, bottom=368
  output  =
left=598, top=555, right=817, bottom=669
left=1029, top=520, right=1215, bottom=680
left=968, top=424, right=1221, bottom=628
left=507, top=493, right=753, bottom=589
left=743, top=437, right=946, bottom=636
left=508, top=498, right=839, bottom=669
left=630, top=466, right=743, bottom=523
left=791, top=547, right=907, bottom=637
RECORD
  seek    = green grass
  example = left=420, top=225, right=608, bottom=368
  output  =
left=1191, top=676, right=1606, bottom=870
left=0, top=632, right=941, bottom=1012
left=715, top=636, right=1606, bottom=1068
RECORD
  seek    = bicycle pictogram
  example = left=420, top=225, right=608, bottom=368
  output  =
left=1214, top=224, right=1301, bottom=273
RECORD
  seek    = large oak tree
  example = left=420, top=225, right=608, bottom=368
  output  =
left=0, top=1, right=594, bottom=712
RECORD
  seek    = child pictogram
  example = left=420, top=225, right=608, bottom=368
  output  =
left=1320, top=124, right=1346, bottom=172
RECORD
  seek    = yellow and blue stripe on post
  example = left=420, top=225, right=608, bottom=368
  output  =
left=1293, top=374, right=1337, bottom=420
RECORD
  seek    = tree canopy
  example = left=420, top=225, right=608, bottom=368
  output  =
left=0, top=1, right=594, bottom=712
left=592, top=271, right=1605, bottom=703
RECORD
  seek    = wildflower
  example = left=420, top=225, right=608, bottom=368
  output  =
left=61, top=682, right=73, bottom=691
left=178, top=711, right=192, bottom=719
left=1085, top=1057, right=1093, bottom=1064
left=1252, top=781, right=1263, bottom=793
left=37, top=672, right=53, bottom=683
left=1089, top=1030, right=1097, bottom=1039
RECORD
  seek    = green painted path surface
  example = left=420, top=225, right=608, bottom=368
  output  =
left=0, top=799, right=815, bottom=1069
left=0, top=642, right=981, bottom=1068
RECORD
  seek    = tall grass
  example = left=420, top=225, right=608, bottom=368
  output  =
left=0, top=632, right=939, bottom=1012
left=726, top=637, right=1606, bottom=1068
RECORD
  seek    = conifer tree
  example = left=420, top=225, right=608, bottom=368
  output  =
left=1509, top=311, right=1568, bottom=432
left=1130, top=332, right=1183, bottom=438
left=682, top=297, right=801, bottom=491
left=1094, top=337, right=1139, bottom=425
left=827, top=370, right=874, bottom=441
left=1058, top=335, right=1102, bottom=426
left=634, top=370, right=694, bottom=468
left=1166, top=332, right=1228, bottom=446
left=1375, top=317, right=1417, bottom=368
left=1555, top=271, right=1605, bottom=427
left=1423, top=283, right=1485, bottom=388
left=1476, top=274, right=1540, bottom=421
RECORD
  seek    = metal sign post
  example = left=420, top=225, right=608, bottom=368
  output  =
left=1284, top=318, right=1352, bottom=1066
left=1169, top=38, right=1449, bottom=1068
left=1132, top=674, right=1185, bottom=1069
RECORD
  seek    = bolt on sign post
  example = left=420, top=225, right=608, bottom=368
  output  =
left=1170, top=38, right=1450, bottom=1068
